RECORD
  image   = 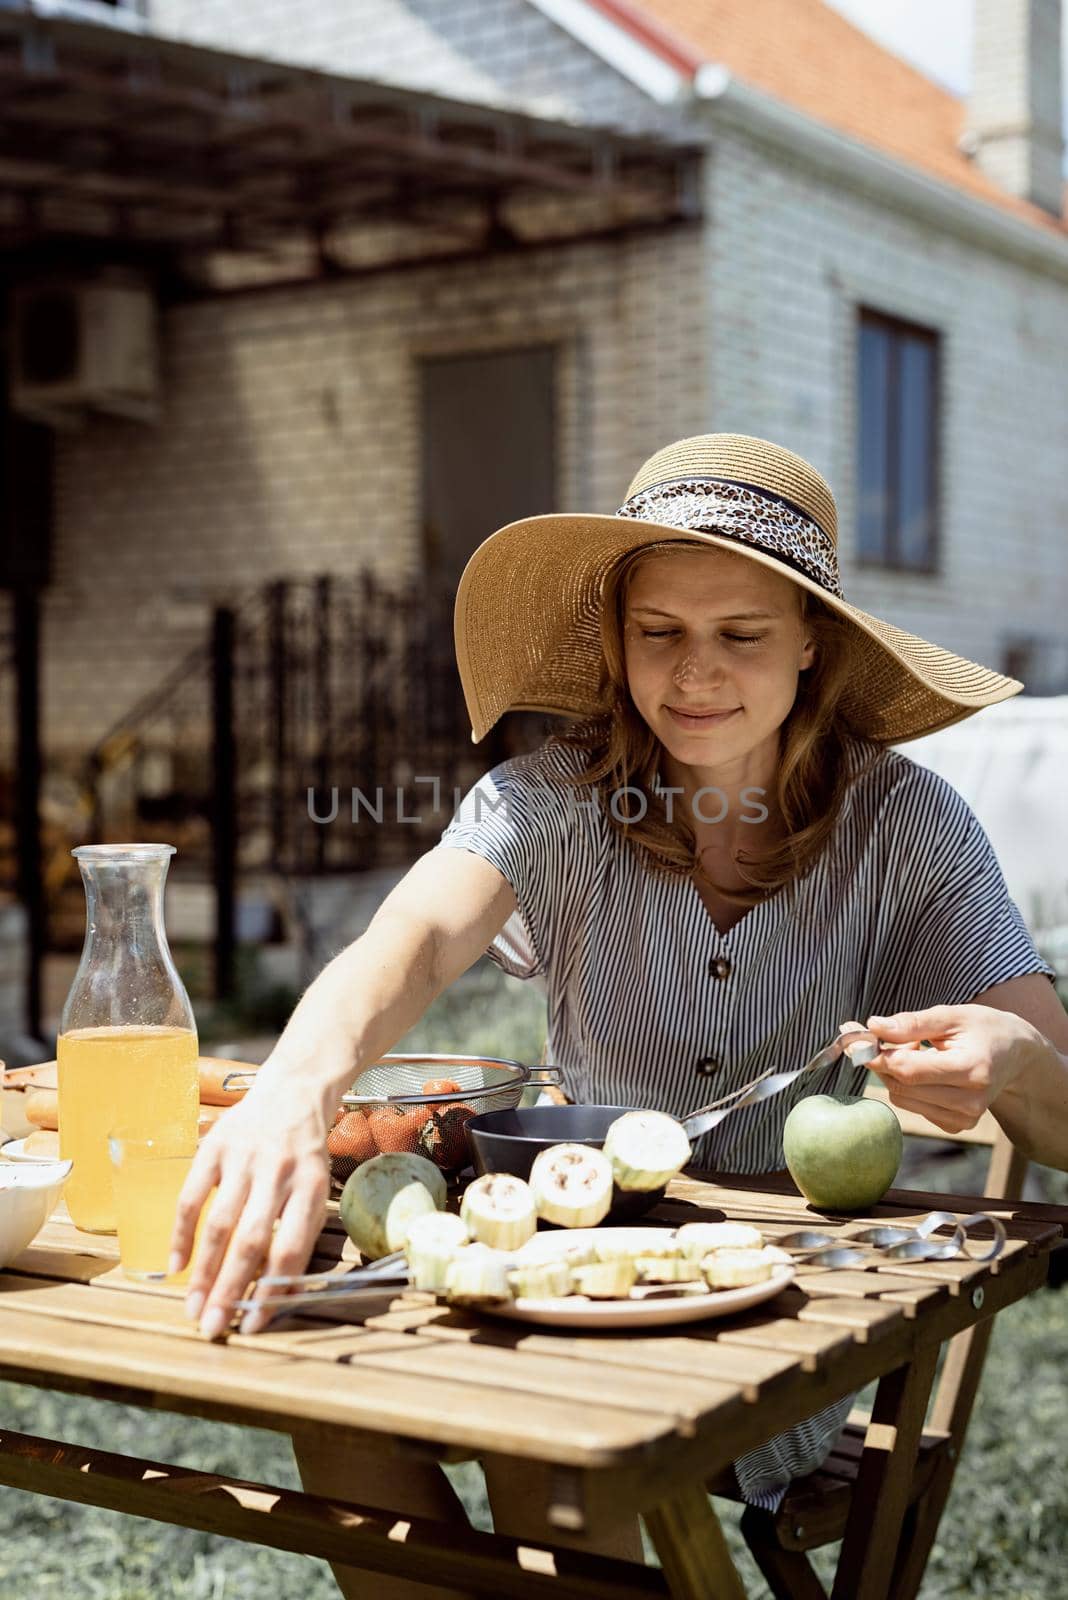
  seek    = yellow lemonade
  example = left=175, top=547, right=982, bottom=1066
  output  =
left=57, top=1025, right=199, bottom=1233
left=111, top=1146, right=211, bottom=1282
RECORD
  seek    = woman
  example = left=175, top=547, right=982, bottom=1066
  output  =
left=172, top=434, right=1068, bottom=1596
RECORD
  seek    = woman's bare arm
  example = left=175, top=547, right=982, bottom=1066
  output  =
left=261, top=847, right=518, bottom=1107
left=172, top=847, right=517, bottom=1336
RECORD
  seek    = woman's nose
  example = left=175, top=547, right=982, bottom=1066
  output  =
left=672, top=645, right=725, bottom=687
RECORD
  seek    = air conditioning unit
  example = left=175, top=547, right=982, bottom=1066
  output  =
left=10, top=277, right=161, bottom=426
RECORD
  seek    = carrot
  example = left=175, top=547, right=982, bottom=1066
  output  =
left=7, top=1060, right=248, bottom=1141
left=198, top=1057, right=259, bottom=1105
left=2, top=1058, right=255, bottom=1105
left=27, top=1102, right=223, bottom=1140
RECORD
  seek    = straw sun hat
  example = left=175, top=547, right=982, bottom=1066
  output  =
left=453, top=433, right=1021, bottom=746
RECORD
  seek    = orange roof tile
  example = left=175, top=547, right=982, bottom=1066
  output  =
left=589, top=0, right=1067, bottom=234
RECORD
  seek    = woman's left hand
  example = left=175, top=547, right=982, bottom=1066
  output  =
left=847, top=1005, right=1042, bottom=1134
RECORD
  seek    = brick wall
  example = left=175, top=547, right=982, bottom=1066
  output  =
left=45, top=223, right=706, bottom=756
left=704, top=130, right=1068, bottom=679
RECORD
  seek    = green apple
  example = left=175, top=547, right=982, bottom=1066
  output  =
left=782, top=1095, right=903, bottom=1212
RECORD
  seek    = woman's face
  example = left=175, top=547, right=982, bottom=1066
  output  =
left=622, top=546, right=815, bottom=772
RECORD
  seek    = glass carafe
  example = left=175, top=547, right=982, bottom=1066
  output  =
left=57, top=845, right=199, bottom=1233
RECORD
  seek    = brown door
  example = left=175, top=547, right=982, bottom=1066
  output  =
left=421, top=345, right=557, bottom=763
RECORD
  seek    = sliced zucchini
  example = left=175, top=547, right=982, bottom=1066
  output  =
left=634, top=1255, right=704, bottom=1284
left=460, top=1172, right=537, bottom=1251
left=602, top=1111, right=691, bottom=1192
left=443, top=1244, right=514, bottom=1305
left=403, top=1211, right=470, bottom=1293
left=702, top=1249, right=775, bottom=1289
left=529, top=1144, right=613, bottom=1228
left=508, top=1261, right=574, bottom=1300
left=571, top=1259, right=637, bottom=1299
left=675, top=1221, right=764, bottom=1259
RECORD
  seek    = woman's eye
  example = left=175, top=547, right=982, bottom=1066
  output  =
left=637, top=628, right=765, bottom=644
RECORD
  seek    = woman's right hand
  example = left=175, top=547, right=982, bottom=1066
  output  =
left=166, top=849, right=517, bottom=1337
left=169, top=1066, right=334, bottom=1339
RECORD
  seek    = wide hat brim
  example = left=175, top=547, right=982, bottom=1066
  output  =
left=453, top=512, right=1022, bottom=745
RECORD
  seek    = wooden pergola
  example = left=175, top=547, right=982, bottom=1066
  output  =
left=0, top=7, right=701, bottom=290
left=0, top=7, right=702, bottom=1039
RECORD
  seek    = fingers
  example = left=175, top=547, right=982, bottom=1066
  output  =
left=182, top=1165, right=253, bottom=1330
left=239, top=1168, right=330, bottom=1336
left=869, top=1046, right=988, bottom=1128
left=866, top=1006, right=960, bottom=1042
left=169, top=1139, right=221, bottom=1279
left=882, top=1080, right=987, bottom=1135
left=175, top=1081, right=335, bottom=1339
left=837, top=1019, right=881, bottom=1065
left=873, top=1036, right=990, bottom=1092
left=193, top=1168, right=285, bottom=1338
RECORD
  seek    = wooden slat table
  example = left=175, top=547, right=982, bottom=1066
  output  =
left=0, top=1168, right=1063, bottom=1599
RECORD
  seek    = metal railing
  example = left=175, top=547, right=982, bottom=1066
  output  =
left=73, top=571, right=550, bottom=989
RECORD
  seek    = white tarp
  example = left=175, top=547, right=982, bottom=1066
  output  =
left=897, top=697, right=1068, bottom=978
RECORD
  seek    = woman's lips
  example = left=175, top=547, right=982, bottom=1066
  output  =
left=665, top=706, right=741, bottom=729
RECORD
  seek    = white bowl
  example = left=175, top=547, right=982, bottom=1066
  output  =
left=0, top=1146, right=72, bottom=1266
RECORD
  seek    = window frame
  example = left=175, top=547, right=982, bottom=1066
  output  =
left=856, top=306, right=941, bottom=575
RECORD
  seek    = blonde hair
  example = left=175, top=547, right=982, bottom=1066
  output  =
left=546, top=541, right=879, bottom=909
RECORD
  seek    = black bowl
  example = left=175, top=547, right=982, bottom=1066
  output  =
left=465, top=1103, right=666, bottom=1224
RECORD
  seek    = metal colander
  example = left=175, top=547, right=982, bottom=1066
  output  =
left=330, top=1053, right=561, bottom=1186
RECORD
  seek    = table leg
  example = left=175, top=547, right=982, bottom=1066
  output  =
left=644, top=1484, right=747, bottom=1600
left=484, top=1456, right=645, bottom=1561
left=830, top=1343, right=940, bottom=1600
left=293, top=1420, right=472, bottom=1600
left=887, top=1317, right=994, bottom=1600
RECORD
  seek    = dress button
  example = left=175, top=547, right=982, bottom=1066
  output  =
left=695, top=1055, right=721, bottom=1077
left=709, top=955, right=732, bottom=980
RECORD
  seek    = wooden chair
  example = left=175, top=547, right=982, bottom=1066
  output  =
left=707, top=1085, right=1031, bottom=1600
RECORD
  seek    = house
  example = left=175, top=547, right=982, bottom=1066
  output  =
left=133, top=0, right=1068, bottom=682
left=0, top=0, right=1066, bottom=1032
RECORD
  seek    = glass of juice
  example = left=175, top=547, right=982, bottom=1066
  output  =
left=108, top=1124, right=205, bottom=1282
left=57, top=845, right=199, bottom=1234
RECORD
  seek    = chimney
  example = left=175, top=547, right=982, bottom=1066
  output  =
left=966, top=0, right=1064, bottom=216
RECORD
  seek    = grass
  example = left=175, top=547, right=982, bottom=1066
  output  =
left=1, top=961, right=1066, bottom=1596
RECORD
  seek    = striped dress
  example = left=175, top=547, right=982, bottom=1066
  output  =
left=438, top=732, right=1055, bottom=1510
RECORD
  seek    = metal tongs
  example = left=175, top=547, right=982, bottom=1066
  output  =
left=677, top=1027, right=882, bottom=1142
left=777, top=1210, right=1008, bottom=1267
left=234, top=1249, right=411, bottom=1315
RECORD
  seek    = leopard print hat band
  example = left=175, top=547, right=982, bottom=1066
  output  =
left=615, top=475, right=844, bottom=599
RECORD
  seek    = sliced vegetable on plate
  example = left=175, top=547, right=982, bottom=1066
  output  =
left=529, top=1143, right=613, bottom=1227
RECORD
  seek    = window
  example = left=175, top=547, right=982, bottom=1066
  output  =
left=420, top=344, right=558, bottom=763
left=421, top=345, right=557, bottom=595
left=857, top=309, right=939, bottom=571
left=1002, top=637, right=1068, bottom=695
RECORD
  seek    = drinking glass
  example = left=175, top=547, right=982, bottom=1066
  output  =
left=108, top=1124, right=200, bottom=1282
